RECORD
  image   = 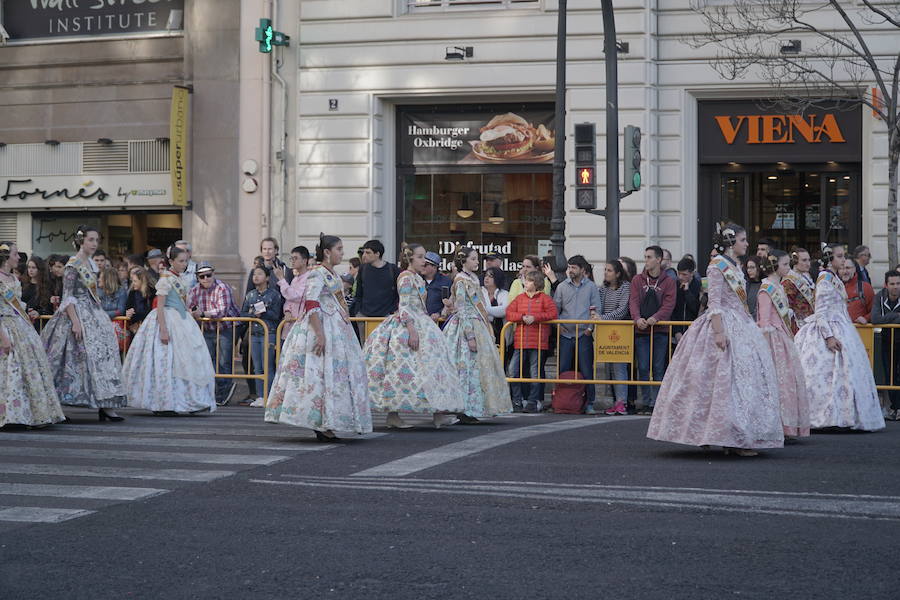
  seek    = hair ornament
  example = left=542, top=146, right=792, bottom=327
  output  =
left=0, top=244, right=9, bottom=252
left=712, top=222, right=735, bottom=254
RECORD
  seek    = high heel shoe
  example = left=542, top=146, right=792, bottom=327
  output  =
left=98, top=409, right=125, bottom=422
left=385, top=412, right=414, bottom=429
left=315, top=430, right=340, bottom=443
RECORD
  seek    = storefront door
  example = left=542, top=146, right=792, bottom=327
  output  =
left=702, top=165, right=860, bottom=254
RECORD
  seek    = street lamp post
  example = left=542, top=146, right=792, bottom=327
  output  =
left=550, top=0, right=568, bottom=273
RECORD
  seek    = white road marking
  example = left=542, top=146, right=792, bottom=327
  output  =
left=0, top=446, right=289, bottom=466
left=0, top=506, right=95, bottom=523
left=0, top=432, right=331, bottom=452
left=252, top=476, right=900, bottom=521
left=0, top=463, right=234, bottom=482
left=352, top=416, right=645, bottom=477
left=0, top=483, right=168, bottom=501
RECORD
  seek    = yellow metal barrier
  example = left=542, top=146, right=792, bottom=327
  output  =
left=37, top=313, right=271, bottom=403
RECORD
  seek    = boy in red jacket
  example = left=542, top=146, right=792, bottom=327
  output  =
left=505, top=271, right=558, bottom=412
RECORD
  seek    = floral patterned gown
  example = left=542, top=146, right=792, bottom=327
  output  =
left=41, top=257, right=126, bottom=408
left=265, top=265, right=372, bottom=433
left=123, top=270, right=216, bottom=413
left=364, top=271, right=464, bottom=413
left=442, top=271, right=512, bottom=418
left=647, top=255, right=783, bottom=449
left=795, top=270, right=884, bottom=431
left=756, top=280, right=810, bottom=437
left=0, top=276, right=66, bottom=426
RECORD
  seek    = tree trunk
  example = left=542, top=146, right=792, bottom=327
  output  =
left=888, top=128, right=899, bottom=268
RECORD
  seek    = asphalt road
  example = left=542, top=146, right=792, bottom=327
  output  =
left=1, top=406, right=898, bottom=600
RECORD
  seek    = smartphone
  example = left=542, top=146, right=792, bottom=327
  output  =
left=440, top=286, right=451, bottom=300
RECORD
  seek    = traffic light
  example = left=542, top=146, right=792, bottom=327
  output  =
left=574, top=122, right=597, bottom=210
left=624, top=125, right=642, bottom=192
left=255, top=18, right=290, bottom=54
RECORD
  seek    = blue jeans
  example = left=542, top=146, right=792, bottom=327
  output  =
left=604, top=362, right=629, bottom=402
left=635, top=333, right=667, bottom=407
left=507, top=348, right=544, bottom=405
left=250, top=331, right=276, bottom=399
left=203, top=329, right=234, bottom=402
left=559, top=334, right=595, bottom=406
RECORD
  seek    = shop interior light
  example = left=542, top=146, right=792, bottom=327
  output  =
left=97, top=138, right=113, bottom=145
left=488, top=203, right=504, bottom=225
left=44, top=139, right=60, bottom=146
left=767, top=175, right=778, bottom=180
left=843, top=176, right=851, bottom=180
left=457, top=193, right=475, bottom=219
left=829, top=178, right=837, bottom=183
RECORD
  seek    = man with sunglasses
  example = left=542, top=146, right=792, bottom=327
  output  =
left=189, top=262, right=241, bottom=406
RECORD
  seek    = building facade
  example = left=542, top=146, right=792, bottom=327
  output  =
left=0, top=0, right=255, bottom=288
left=291, top=0, right=894, bottom=278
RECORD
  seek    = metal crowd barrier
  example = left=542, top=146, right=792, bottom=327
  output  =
left=36, top=313, right=271, bottom=403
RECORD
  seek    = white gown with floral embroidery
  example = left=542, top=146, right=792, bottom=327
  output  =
left=123, top=270, right=216, bottom=413
left=265, top=266, right=372, bottom=433
left=795, top=270, right=884, bottom=431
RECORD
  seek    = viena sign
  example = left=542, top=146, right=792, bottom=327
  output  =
left=0, top=174, right=173, bottom=209
left=698, top=100, right=861, bottom=164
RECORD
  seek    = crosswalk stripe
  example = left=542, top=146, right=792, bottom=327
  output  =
left=0, top=463, right=234, bottom=482
left=0, top=506, right=94, bottom=523
left=58, top=425, right=328, bottom=438
left=0, top=432, right=330, bottom=452
left=0, top=446, right=290, bottom=466
left=0, top=483, right=168, bottom=501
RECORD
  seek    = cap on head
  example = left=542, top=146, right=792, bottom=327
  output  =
left=424, top=251, right=441, bottom=267
left=146, top=249, right=164, bottom=259
left=196, top=261, right=214, bottom=275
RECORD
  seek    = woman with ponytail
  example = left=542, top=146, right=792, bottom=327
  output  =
left=42, top=225, right=127, bottom=421
left=364, top=243, right=464, bottom=429
left=756, top=250, right=810, bottom=440
left=0, top=241, right=66, bottom=427
left=794, top=243, right=884, bottom=431
left=442, top=246, right=512, bottom=422
left=648, top=223, right=783, bottom=456
left=265, top=234, right=372, bottom=441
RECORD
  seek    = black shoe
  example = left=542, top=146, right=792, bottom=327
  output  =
left=98, top=409, right=125, bottom=422
left=315, top=430, right=341, bottom=443
left=512, top=402, right=524, bottom=413
left=457, top=414, right=480, bottom=424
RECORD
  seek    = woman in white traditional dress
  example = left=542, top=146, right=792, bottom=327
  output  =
left=364, top=243, right=463, bottom=429
left=442, top=246, right=513, bottom=422
left=0, top=241, right=66, bottom=428
left=42, top=225, right=127, bottom=421
left=795, top=244, right=884, bottom=431
left=265, top=234, right=372, bottom=441
left=647, top=224, right=783, bottom=456
left=123, top=246, right=216, bottom=415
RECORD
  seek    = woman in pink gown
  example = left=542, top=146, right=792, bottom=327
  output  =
left=647, top=224, right=783, bottom=456
left=756, top=251, right=810, bottom=439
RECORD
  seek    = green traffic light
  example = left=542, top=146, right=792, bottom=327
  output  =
left=633, top=172, right=641, bottom=190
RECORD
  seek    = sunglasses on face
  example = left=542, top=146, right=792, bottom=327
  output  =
left=198, top=273, right=213, bottom=280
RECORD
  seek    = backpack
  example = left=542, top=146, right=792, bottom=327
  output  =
left=552, top=371, right=586, bottom=414
left=639, top=278, right=661, bottom=319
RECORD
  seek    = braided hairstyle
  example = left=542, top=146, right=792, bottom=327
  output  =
left=453, top=245, right=477, bottom=273
left=399, top=242, right=423, bottom=271
left=315, top=232, right=342, bottom=264
left=72, top=224, right=100, bottom=251
left=789, top=246, right=808, bottom=268
left=712, top=222, right=744, bottom=255
left=760, top=249, right=787, bottom=276
left=820, top=242, right=840, bottom=271
left=0, top=241, right=14, bottom=269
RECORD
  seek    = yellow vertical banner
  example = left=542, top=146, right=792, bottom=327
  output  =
left=170, top=86, right=191, bottom=207
left=857, top=326, right=875, bottom=368
left=594, top=323, right=634, bottom=364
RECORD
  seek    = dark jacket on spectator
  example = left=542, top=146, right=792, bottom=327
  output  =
left=424, top=271, right=453, bottom=317
left=126, top=289, right=154, bottom=326
left=350, top=261, right=400, bottom=317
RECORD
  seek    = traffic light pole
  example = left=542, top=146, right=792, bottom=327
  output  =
left=550, top=0, right=567, bottom=274
left=600, top=0, right=620, bottom=261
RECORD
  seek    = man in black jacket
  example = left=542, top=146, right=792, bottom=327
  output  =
left=671, top=256, right=701, bottom=347
left=871, top=269, right=900, bottom=420
left=350, top=240, right=400, bottom=339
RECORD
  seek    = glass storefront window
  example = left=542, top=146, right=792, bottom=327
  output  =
left=402, top=172, right=552, bottom=273
left=30, top=211, right=182, bottom=260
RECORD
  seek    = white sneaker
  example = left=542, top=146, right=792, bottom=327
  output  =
left=249, top=398, right=265, bottom=407
left=433, top=414, right=459, bottom=429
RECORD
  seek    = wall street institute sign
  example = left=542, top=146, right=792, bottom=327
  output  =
left=2, top=0, right=185, bottom=41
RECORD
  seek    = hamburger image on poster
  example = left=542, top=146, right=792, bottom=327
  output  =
left=467, top=112, right=554, bottom=163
